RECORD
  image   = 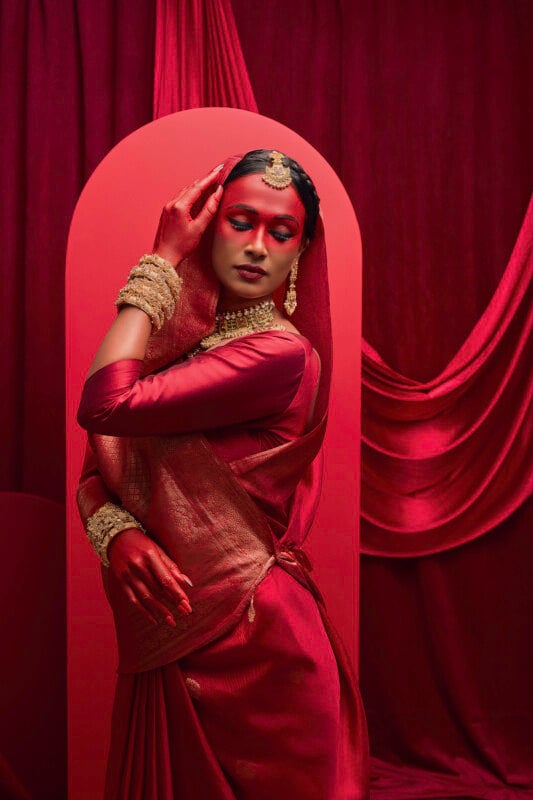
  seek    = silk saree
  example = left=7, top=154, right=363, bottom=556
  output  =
left=77, top=331, right=369, bottom=798
left=75, top=152, right=370, bottom=798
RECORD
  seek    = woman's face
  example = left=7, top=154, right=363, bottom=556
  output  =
left=211, top=172, right=307, bottom=306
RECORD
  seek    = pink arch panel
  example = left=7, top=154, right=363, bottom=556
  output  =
left=66, top=107, right=362, bottom=798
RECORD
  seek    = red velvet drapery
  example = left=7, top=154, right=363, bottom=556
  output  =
left=154, top=0, right=257, bottom=115
left=2, top=0, right=531, bottom=796
left=1, top=1, right=156, bottom=796
left=228, top=1, right=533, bottom=795
left=1, top=0, right=156, bottom=504
left=361, top=200, right=532, bottom=557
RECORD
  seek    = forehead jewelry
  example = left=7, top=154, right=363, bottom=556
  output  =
left=263, top=150, right=292, bottom=190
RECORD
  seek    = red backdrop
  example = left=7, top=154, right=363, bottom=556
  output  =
left=1, top=1, right=532, bottom=798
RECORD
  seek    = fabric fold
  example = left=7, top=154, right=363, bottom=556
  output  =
left=361, top=195, right=532, bottom=556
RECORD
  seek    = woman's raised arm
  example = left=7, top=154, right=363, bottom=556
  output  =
left=85, top=165, right=224, bottom=380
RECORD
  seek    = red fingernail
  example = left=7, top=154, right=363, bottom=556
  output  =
left=166, top=615, right=176, bottom=627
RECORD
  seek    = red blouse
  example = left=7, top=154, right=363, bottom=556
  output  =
left=77, top=330, right=321, bottom=464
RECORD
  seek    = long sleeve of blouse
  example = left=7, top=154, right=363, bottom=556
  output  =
left=77, top=330, right=307, bottom=437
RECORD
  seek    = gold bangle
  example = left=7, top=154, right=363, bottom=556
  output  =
left=115, top=286, right=165, bottom=330
left=114, top=254, right=183, bottom=331
left=126, top=268, right=176, bottom=315
left=120, top=280, right=171, bottom=324
left=86, top=501, right=146, bottom=567
left=139, top=254, right=183, bottom=299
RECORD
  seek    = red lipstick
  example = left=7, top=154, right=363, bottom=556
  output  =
left=235, top=264, right=267, bottom=281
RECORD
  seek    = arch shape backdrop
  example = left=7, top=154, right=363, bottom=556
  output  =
left=66, top=107, right=362, bottom=799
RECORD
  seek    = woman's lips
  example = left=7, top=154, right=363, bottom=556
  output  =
left=235, top=265, right=267, bottom=281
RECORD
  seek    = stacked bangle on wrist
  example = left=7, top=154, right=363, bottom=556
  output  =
left=86, top=501, right=147, bottom=567
left=115, top=253, right=183, bottom=331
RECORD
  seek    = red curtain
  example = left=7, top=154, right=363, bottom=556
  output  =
left=1, top=0, right=156, bottom=795
left=154, top=0, right=257, bottom=115
left=0, top=0, right=155, bottom=504
left=362, top=201, right=532, bottom=557
left=230, top=0, right=533, bottom=795
left=3, top=0, right=532, bottom=796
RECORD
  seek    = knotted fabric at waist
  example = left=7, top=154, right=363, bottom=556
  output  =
left=258, top=544, right=326, bottom=607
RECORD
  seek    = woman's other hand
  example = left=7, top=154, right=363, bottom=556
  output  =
left=152, top=163, right=225, bottom=267
left=107, top=528, right=193, bottom=627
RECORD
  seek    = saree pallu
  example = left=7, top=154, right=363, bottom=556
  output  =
left=79, top=413, right=369, bottom=799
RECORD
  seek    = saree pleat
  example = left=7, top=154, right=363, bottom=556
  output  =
left=105, top=566, right=368, bottom=799
left=105, top=665, right=235, bottom=798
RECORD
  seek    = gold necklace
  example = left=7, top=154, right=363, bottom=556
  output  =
left=186, top=298, right=286, bottom=358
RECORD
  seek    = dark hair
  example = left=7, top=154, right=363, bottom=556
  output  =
left=223, top=149, right=320, bottom=241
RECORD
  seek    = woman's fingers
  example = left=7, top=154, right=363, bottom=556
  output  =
left=153, top=163, right=225, bottom=263
left=146, top=549, right=193, bottom=613
left=122, top=578, right=175, bottom=627
left=158, top=548, right=194, bottom=587
left=194, top=184, right=224, bottom=230
left=181, top=163, right=225, bottom=209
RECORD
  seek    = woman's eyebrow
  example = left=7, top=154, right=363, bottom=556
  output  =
left=227, top=203, right=300, bottom=226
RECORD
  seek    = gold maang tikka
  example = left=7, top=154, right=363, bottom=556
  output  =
left=262, top=151, right=298, bottom=315
left=263, top=150, right=292, bottom=190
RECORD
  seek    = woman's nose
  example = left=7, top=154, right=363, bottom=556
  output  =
left=245, top=227, right=267, bottom=259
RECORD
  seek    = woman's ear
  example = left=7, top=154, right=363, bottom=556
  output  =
left=298, top=237, right=310, bottom=257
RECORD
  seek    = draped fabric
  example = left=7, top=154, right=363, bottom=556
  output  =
left=153, top=0, right=257, bottom=117
left=229, top=0, right=533, bottom=795
left=76, top=332, right=370, bottom=797
left=360, top=496, right=533, bottom=799
left=231, top=0, right=533, bottom=557
left=361, top=199, right=532, bottom=556
left=0, top=0, right=155, bottom=504
left=3, top=0, right=532, bottom=796
left=2, top=1, right=156, bottom=794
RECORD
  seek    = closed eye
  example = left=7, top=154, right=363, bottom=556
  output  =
left=228, top=218, right=294, bottom=242
left=228, top=218, right=252, bottom=231
left=270, top=230, right=293, bottom=242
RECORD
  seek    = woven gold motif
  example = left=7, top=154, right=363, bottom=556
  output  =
left=86, top=501, right=146, bottom=567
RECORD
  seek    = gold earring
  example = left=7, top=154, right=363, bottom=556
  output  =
left=284, top=260, right=298, bottom=316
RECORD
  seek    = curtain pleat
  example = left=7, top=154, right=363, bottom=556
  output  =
left=228, top=0, right=533, bottom=793
left=153, top=0, right=257, bottom=116
left=361, top=199, right=532, bottom=556
left=230, top=0, right=533, bottom=557
left=0, top=0, right=155, bottom=503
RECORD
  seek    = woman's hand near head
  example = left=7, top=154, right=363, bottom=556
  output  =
left=153, top=163, right=225, bottom=267
left=107, top=528, right=193, bottom=627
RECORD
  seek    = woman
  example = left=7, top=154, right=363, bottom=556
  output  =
left=76, top=149, right=370, bottom=799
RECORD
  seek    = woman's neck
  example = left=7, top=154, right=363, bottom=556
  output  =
left=216, top=293, right=273, bottom=313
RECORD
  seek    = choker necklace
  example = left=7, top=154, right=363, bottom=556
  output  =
left=187, top=298, right=286, bottom=357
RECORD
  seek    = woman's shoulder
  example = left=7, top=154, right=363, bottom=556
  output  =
left=203, top=328, right=314, bottom=360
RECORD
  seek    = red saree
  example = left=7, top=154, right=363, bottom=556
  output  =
left=75, top=154, right=370, bottom=798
